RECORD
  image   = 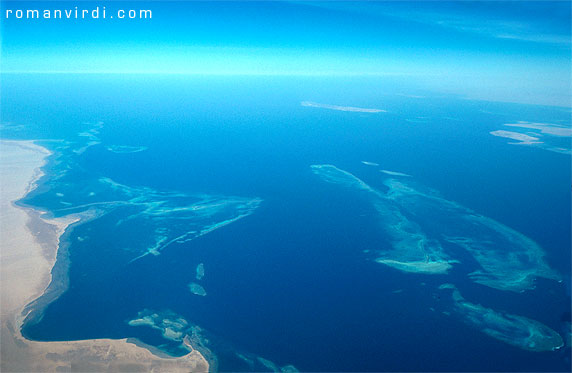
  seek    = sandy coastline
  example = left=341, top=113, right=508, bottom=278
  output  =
left=0, top=140, right=209, bottom=372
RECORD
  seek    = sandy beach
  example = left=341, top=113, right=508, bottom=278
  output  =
left=0, top=140, right=209, bottom=372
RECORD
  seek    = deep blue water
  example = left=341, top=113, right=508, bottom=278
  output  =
left=1, top=74, right=570, bottom=371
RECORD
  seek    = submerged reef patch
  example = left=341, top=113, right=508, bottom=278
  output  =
left=233, top=352, right=300, bottom=372
left=361, top=161, right=380, bottom=166
left=379, top=170, right=411, bottom=177
left=128, top=311, right=189, bottom=342
left=311, top=164, right=559, bottom=291
left=20, top=122, right=263, bottom=331
left=51, top=175, right=262, bottom=264
left=196, top=263, right=205, bottom=280
left=127, top=309, right=215, bottom=366
left=106, top=145, right=148, bottom=154
left=490, top=121, right=571, bottom=154
left=311, top=165, right=454, bottom=275
left=384, top=178, right=560, bottom=292
left=301, top=101, right=386, bottom=113
left=438, top=284, right=564, bottom=352
left=27, top=123, right=262, bottom=264
left=189, top=283, right=207, bottom=297
left=504, top=121, right=572, bottom=137
left=490, top=130, right=541, bottom=145
left=128, top=309, right=298, bottom=372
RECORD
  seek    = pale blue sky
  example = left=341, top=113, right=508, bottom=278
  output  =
left=1, top=1, right=570, bottom=106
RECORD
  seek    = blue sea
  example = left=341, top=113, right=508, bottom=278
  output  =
left=1, top=74, right=570, bottom=372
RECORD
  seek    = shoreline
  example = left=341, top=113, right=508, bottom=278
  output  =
left=0, top=140, right=209, bottom=372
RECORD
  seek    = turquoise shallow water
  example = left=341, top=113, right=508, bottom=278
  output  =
left=1, top=74, right=571, bottom=371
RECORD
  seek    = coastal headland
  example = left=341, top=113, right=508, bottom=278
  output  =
left=0, top=140, right=209, bottom=372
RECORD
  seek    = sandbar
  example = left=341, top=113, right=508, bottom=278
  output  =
left=301, top=101, right=386, bottom=113
left=380, top=170, right=411, bottom=177
left=489, top=130, right=541, bottom=145
left=504, top=122, right=572, bottom=137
